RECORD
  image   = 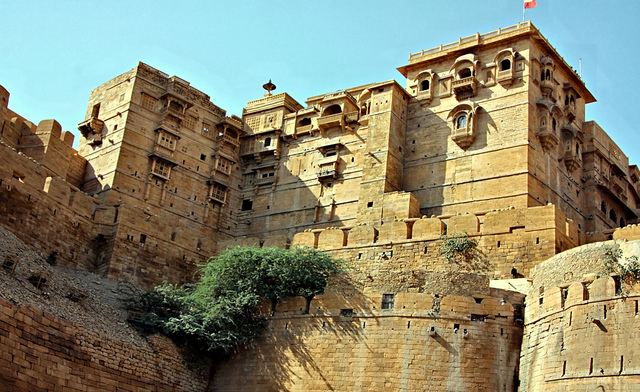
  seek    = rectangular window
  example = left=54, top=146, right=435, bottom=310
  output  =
left=184, top=115, right=197, bottom=130
left=216, top=157, right=233, bottom=175
left=381, top=294, right=395, bottom=310
left=141, top=93, right=158, bottom=111
left=202, top=122, right=211, bottom=135
left=241, top=199, right=253, bottom=211
left=210, top=183, right=227, bottom=203
left=157, top=132, right=177, bottom=151
left=152, top=160, right=171, bottom=178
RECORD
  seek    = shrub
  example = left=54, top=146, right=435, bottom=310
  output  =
left=128, top=246, right=343, bottom=355
left=439, top=233, right=478, bottom=263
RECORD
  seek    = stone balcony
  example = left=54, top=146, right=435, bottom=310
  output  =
left=452, top=76, right=477, bottom=99
left=317, top=113, right=343, bottom=131
left=496, top=69, right=514, bottom=86
left=255, top=175, right=275, bottom=186
left=209, top=188, right=227, bottom=204
left=316, top=156, right=339, bottom=180
left=240, top=141, right=278, bottom=157
left=563, top=150, right=581, bottom=172
left=451, top=127, right=475, bottom=149
left=77, top=117, right=105, bottom=146
left=160, top=105, right=185, bottom=122
left=540, top=79, right=554, bottom=96
left=564, top=104, right=576, bottom=122
left=536, top=125, right=559, bottom=151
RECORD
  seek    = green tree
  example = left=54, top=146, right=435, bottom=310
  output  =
left=128, top=246, right=343, bottom=355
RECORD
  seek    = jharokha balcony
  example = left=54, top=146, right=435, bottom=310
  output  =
left=317, top=113, right=343, bottom=131
left=452, top=76, right=477, bottom=99
left=536, top=124, right=559, bottom=151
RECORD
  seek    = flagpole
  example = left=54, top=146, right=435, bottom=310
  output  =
left=522, top=4, right=525, bottom=22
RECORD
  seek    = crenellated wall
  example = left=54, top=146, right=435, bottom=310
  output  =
left=519, top=239, right=640, bottom=391
left=0, top=140, right=115, bottom=272
left=214, top=288, right=524, bottom=392
left=238, top=204, right=575, bottom=279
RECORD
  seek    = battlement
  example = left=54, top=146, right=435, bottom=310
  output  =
left=289, top=204, right=577, bottom=250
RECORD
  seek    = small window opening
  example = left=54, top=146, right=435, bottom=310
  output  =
left=264, top=137, right=271, bottom=147
left=455, top=113, right=467, bottom=129
left=613, top=275, right=622, bottom=295
left=458, top=68, right=472, bottom=79
left=589, top=358, right=593, bottom=375
left=497, top=240, right=501, bottom=248
left=582, top=283, right=590, bottom=301
left=569, top=311, right=572, bottom=326
left=171, top=232, right=177, bottom=241
left=603, top=305, right=607, bottom=320
left=298, top=117, right=311, bottom=127
left=635, top=300, right=638, bottom=316
left=500, top=58, right=511, bottom=71
left=562, top=361, right=566, bottom=377
left=367, top=201, right=374, bottom=208
left=545, top=69, right=551, bottom=80
left=474, top=297, right=483, bottom=304
left=200, top=154, right=206, bottom=161
left=241, top=199, right=253, bottom=211
left=139, top=234, right=147, bottom=244
left=453, top=323, right=460, bottom=333
left=324, top=104, right=342, bottom=115
left=381, top=294, right=395, bottom=310
left=610, top=209, right=617, bottom=222
left=561, top=287, right=568, bottom=308
left=407, top=320, right=411, bottom=329
left=420, top=79, right=430, bottom=91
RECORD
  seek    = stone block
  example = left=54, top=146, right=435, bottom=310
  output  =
left=447, top=214, right=479, bottom=235
left=412, top=218, right=444, bottom=240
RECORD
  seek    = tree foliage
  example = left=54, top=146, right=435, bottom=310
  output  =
left=439, top=233, right=478, bottom=263
left=128, top=246, right=343, bottom=355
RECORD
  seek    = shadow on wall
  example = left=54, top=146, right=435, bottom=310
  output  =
left=212, top=274, right=368, bottom=391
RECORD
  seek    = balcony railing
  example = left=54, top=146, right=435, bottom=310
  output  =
left=452, top=77, right=478, bottom=99
left=209, top=189, right=227, bottom=204
left=496, top=70, right=513, bottom=85
left=317, top=113, right=343, bottom=131
left=255, top=175, right=275, bottom=186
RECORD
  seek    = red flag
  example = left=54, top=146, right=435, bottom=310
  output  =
left=524, top=0, right=537, bottom=8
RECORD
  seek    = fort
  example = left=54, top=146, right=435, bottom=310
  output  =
left=1, top=21, right=640, bottom=391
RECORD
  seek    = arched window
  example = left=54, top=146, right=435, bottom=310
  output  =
left=298, top=117, right=311, bottom=126
left=610, top=209, right=617, bottom=222
left=620, top=217, right=626, bottom=227
left=455, top=113, right=468, bottom=129
left=576, top=143, right=580, bottom=156
left=545, top=69, right=551, bottom=81
left=324, top=104, right=342, bottom=116
left=540, top=70, right=545, bottom=81
left=552, top=118, right=557, bottom=131
left=420, top=79, right=430, bottom=91
left=565, top=96, right=569, bottom=106
left=264, top=137, right=271, bottom=147
left=458, top=68, right=472, bottom=79
left=570, top=96, right=575, bottom=107
left=500, top=59, right=511, bottom=71
left=601, top=201, right=607, bottom=213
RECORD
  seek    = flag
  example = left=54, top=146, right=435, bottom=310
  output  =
left=524, top=0, right=537, bottom=8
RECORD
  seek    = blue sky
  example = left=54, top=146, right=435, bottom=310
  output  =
left=1, top=0, right=638, bottom=162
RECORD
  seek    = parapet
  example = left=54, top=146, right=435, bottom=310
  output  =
left=613, top=224, right=640, bottom=241
left=291, top=204, right=576, bottom=250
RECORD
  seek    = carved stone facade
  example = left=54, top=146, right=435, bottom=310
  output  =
left=1, top=21, right=640, bottom=391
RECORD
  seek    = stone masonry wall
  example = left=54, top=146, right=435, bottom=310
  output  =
left=214, top=290, right=524, bottom=392
left=519, top=239, right=640, bottom=391
left=0, top=298, right=208, bottom=391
